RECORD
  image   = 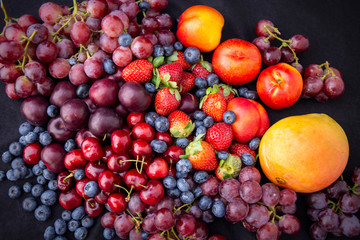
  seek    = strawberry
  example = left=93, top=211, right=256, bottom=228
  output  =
left=205, top=122, right=233, bottom=151
left=158, top=62, right=183, bottom=87
left=192, top=61, right=212, bottom=79
left=215, top=154, right=242, bottom=180
left=122, top=59, right=153, bottom=84
left=200, top=87, right=227, bottom=122
left=166, top=50, right=192, bottom=70
left=179, top=72, right=195, bottom=93
left=218, top=84, right=237, bottom=103
left=183, top=135, right=218, bottom=171
left=168, top=110, right=195, bottom=138
left=154, top=87, right=181, bottom=116
left=230, top=142, right=256, bottom=159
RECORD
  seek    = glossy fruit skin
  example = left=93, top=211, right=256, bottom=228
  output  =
left=41, top=143, right=66, bottom=173
left=98, top=170, right=121, bottom=193
left=111, top=129, right=131, bottom=155
left=259, top=113, right=349, bottom=193
left=108, top=192, right=127, bottom=214
left=176, top=5, right=224, bottom=52
left=247, top=100, right=269, bottom=138
left=212, top=39, right=262, bottom=85
left=59, top=188, right=82, bottom=210
left=257, top=63, right=303, bottom=109
left=140, top=179, right=164, bottom=205
left=23, top=143, right=42, bottom=165
left=57, top=171, right=74, bottom=192
left=85, top=198, right=104, bottom=217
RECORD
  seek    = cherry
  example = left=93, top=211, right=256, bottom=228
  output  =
left=41, top=143, right=66, bottom=173
left=101, top=211, right=117, bottom=228
left=168, top=167, right=176, bottom=178
left=132, top=122, right=155, bottom=142
left=155, top=132, right=173, bottom=146
left=84, top=197, right=104, bottom=217
left=146, top=158, right=169, bottom=179
left=81, top=137, right=104, bottom=161
left=85, top=161, right=107, bottom=181
left=111, top=129, right=131, bottom=154
left=98, top=170, right=121, bottom=193
left=59, top=188, right=83, bottom=210
left=163, top=145, right=184, bottom=165
left=101, top=145, right=114, bottom=163
left=107, top=153, right=131, bottom=172
left=108, top=192, right=127, bottom=214
left=75, top=129, right=98, bottom=148
left=140, top=179, right=164, bottom=205
left=131, top=139, right=153, bottom=160
left=95, top=190, right=110, bottom=205
left=23, top=142, right=42, bottom=165
left=76, top=178, right=91, bottom=199
left=124, top=169, right=148, bottom=191
left=126, top=112, right=145, bottom=128
left=64, top=149, right=87, bottom=170
left=57, top=171, right=74, bottom=192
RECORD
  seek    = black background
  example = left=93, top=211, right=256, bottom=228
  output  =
left=1, top=0, right=360, bottom=239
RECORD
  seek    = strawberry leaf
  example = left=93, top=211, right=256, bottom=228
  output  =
left=199, top=95, right=207, bottom=109
left=200, top=60, right=213, bottom=72
left=161, top=72, right=171, bottom=82
left=167, top=81, right=178, bottom=89
left=174, top=89, right=181, bottom=101
left=166, top=51, right=179, bottom=63
left=153, top=56, right=165, bottom=68
left=147, top=56, right=153, bottom=63
left=179, top=154, right=190, bottom=159
left=152, top=69, right=161, bottom=88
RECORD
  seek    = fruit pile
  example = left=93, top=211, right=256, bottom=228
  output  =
left=0, top=0, right=356, bottom=240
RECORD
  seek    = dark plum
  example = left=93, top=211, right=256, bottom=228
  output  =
left=60, top=99, right=90, bottom=131
left=118, top=82, right=151, bottom=112
left=178, top=93, right=199, bottom=113
left=21, top=96, right=49, bottom=126
left=47, top=116, right=75, bottom=142
left=50, top=81, right=77, bottom=107
left=89, top=79, right=119, bottom=107
left=88, top=107, right=123, bottom=138
left=41, top=143, right=66, bottom=173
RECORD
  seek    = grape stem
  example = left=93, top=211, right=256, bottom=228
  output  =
left=318, top=61, right=335, bottom=80
left=173, top=198, right=196, bottom=214
left=0, top=0, right=11, bottom=34
left=126, top=209, right=142, bottom=229
left=62, top=172, right=74, bottom=183
left=171, top=227, right=180, bottom=240
left=19, top=30, right=38, bottom=72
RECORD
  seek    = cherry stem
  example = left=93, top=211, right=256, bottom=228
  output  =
left=125, top=186, right=134, bottom=202
left=20, top=30, right=37, bottom=72
left=348, top=183, right=359, bottom=195
left=62, top=172, right=74, bottom=183
left=131, top=181, right=148, bottom=189
left=135, top=156, right=146, bottom=174
left=113, top=184, right=134, bottom=199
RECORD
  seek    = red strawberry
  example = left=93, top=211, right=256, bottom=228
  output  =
left=180, top=72, right=195, bottom=93
left=230, top=142, right=256, bottom=159
left=168, top=110, right=195, bottom=138
left=184, top=135, right=218, bottom=171
left=192, top=61, right=212, bottom=79
left=218, top=84, right=237, bottom=103
left=158, top=62, right=183, bottom=87
left=205, top=122, right=233, bottom=151
left=201, top=92, right=227, bottom=122
left=154, top=87, right=181, bottom=116
left=166, top=50, right=192, bottom=70
left=215, top=154, right=242, bottom=180
left=122, top=59, right=153, bottom=84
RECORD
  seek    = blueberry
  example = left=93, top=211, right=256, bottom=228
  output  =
left=176, top=171, right=188, bottom=179
left=48, top=180, right=58, bottom=191
left=150, top=140, right=167, bottom=153
left=153, top=44, right=164, bottom=57
left=54, top=236, right=67, bottom=240
left=84, top=181, right=99, bottom=198
left=192, top=186, right=202, bottom=197
left=193, top=171, right=209, bottom=184
left=39, top=131, right=53, bottom=146
left=38, top=160, right=47, bottom=169
left=163, top=176, right=177, bottom=189
left=74, top=169, right=85, bottom=181
left=176, top=159, right=192, bottom=174
left=23, top=182, right=32, bottom=193
left=184, top=47, right=201, bottom=64
left=81, top=215, right=94, bottom=228
left=163, top=44, right=174, bottom=57
left=47, top=105, right=59, bottom=117
left=177, top=178, right=190, bottom=192
left=217, top=151, right=229, bottom=160
left=244, top=90, right=258, bottom=100
left=11, top=157, right=25, bottom=169
left=249, top=137, right=260, bottom=150
left=118, top=33, right=132, bottom=47
left=44, top=226, right=56, bottom=240
left=145, top=82, right=156, bottom=93
left=76, top=84, right=90, bottom=99
left=9, top=142, right=23, bottom=156
left=32, top=184, right=44, bottom=197
left=195, top=88, right=207, bottom=98
left=194, top=120, right=204, bottom=128
left=6, top=169, right=19, bottom=181
left=103, top=59, right=116, bottom=74
left=54, top=218, right=67, bottom=235
left=13, top=168, right=23, bottom=179
left=103, top=228, right=115, bottom=240
left=167, top=188, right=181, bottom=198
left=206, top=73, right=219, bottom=87
left=241, top=152, right=255, bottom=166
left=61, top=210, right=72, bottom=222
left=19, top=122, right=34, bottom=136
left=238, top=87, right=248, bottom=97
left=24, top=132, right=38, bottom=144
left=68, top=219, right=80, bottom=232
left=193, top=110, right=207, bottom=120
left=74, top=227, right=88, bottom=240
left=8, top=185, right=21, bottom=199
left=145, top=112, right=159, bottom=127
left=32, top=164, right=43, bottom=176
left=195, top=126, right=207, bottom=138
left=223, top=110, right=237, bottom=124
left=173, top=41, right=183, bottom=51
left=176, top=137, right=189, bottom=148
left=43, top=169, right=56, bottom=180
left=19, top=135, right=27, bottom=146
left=212, top=200, right=226, bottom=218
left=180, top=191, right=194, bottom=204
left=139, top=0, right=150, bottom=11
left=33, top=126, right=44, bottom=134
left=64, top=139, right=76, bottom=152
left=24, top=168, right=34, bottom=179
left=194, top=77, right=207, bottom=88
left=72, top=206, right=86, bottom=220
left=22, top=197, right=37, bottom=212
left=0, top=171, right=5, bottom=182
left=68, top=57, right=77, bottom=66
left=34, top=205, right=51, bottom=222
left=2, top=150, right=13, bottom=163
left=198, top=196, right=213, bottom=210
left=41, top=190, right=57, bottom=206
left=203, top=116, right=214, bottom=128
left=18, top=166, right=28, bottom=178
left=37, top=175, right=47, bottom=185
left=154, top=116, right=170, bottom=133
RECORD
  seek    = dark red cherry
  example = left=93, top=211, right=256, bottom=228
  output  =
left=57, top=171, right=74, bottom=192
left=64, top=149, right=87, bottom=170
left=59, top=188, right=83, bottom=210
left=108, top=192, right=127, bottom=214
left=140, top=179, right=164, bottom=205
left=85, top=197, right=104, bottom=217
left=107, top=153, right=131, bottom=172
left=81, top=137, right=104, bottom=161
left=98, top=170, right=121, bottom=193
left=111, top=129, right=131, bottom=154
left=85, top=161, right=107, bottom=181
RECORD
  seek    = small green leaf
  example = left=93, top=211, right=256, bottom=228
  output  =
left=174, top=90, right=181, bottom=101
left=167, top=81, right=178, bottom=89
left=169, top=88, right=174, bottom=94
left=179, top=154, right=190, bottom=159
left=206, top=87, right=212, bottom=95
left=212, top=84, right=220, bottom=93
left=200, top=60, right=212, bottom=72
left=147, top=56, right=154, bottom=62
left=151, top=74, right=161, bottom=89
left=199, top=95, right=207, bottom=109
left=153, top=56, right=165, bottom=68
left=162, top=72, right=171, bottom=82
left=166, top=51, right=179, bottom=62
left=170, top=128, right=181, bottom=137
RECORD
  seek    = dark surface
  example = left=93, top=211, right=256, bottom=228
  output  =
left=1, top=0, right=360, bottom=239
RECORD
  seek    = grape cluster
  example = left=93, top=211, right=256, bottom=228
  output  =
left=306, top=166, right=360, bottom=239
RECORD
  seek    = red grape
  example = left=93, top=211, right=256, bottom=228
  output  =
left=38, top=2, right=62, bottom=24
left=289, top=34, right=310, bottom=53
